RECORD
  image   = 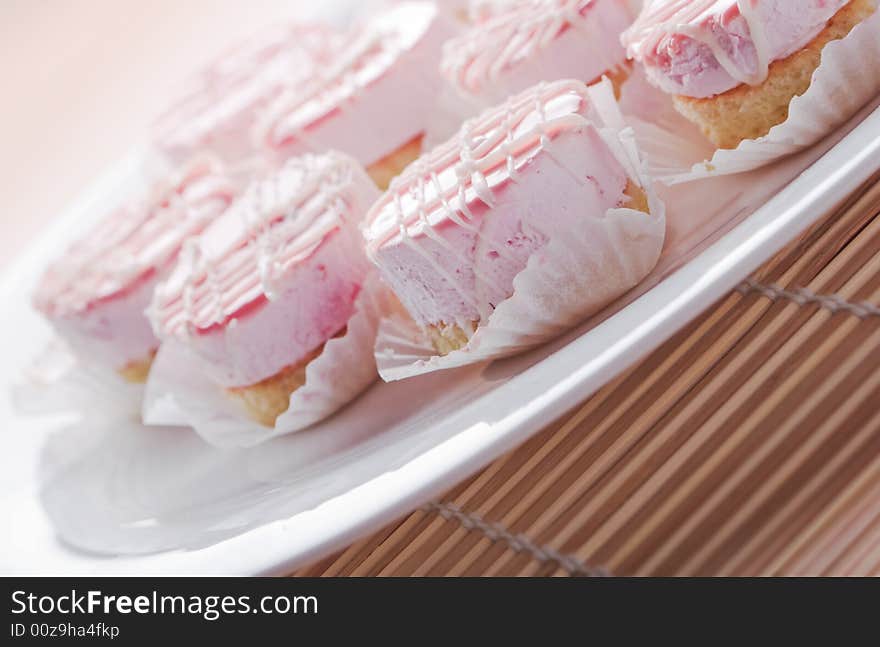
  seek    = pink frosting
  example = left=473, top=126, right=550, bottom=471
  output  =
left=34, top=159, right=236, bottom=370
left=153, top=24, right=342, bottom=166
left=622, top=0, right=851, bottom=98
left=364, top=79, right=630, bottom=329
left=151, top=153, right=379, bottom=388
left=468, top=0, right=522, bottom=22
left=256, top=2, right=459, bottom=168
left=441, top=0, right=521, bottom=23
left=45, top=271, right=162, bottom=371
left=442, top=0, right=633, bottom=103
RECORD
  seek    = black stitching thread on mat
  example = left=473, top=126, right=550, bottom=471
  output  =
left=737, top=278, right=880, bottom=318
left=424, top=501, right=610, bottom=577
left=421, top=275, right=880, bottom=577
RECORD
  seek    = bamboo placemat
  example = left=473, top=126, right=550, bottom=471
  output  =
left=298, top=171, right=880, bottom=577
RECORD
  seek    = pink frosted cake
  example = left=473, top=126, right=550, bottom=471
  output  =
left=150, top=152, right=380, bottom=426
left=153, top=23, right=341, bottom=166
left=364, top=79, right=650, bottom=356
left=441, top=0, right=634, bottom=107
left=256, top=2, right=459, bottom=190
left=622, top=0, right=877, bottom=148
left=33, top=160, right=236, bottom=381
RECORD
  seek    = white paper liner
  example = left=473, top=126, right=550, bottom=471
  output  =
left=11, top=339, right=145, bottom=420
left=624, top=4, right=880, bottom=184
left=374, top=78, right=667, bottom=381
left=142, top=274, right=392, bottom=448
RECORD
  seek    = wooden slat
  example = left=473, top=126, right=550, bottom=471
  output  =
left=295, top=173, right=880, bottom=577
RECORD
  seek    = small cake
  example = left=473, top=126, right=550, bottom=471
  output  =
left=153, top=23, right=341, bottom=166
left=150, top=153, right=380, bottom=427
left=33, top=159, right=236, bottom=381
left=256, top=2, right=459, bottom=190
left=441, top=0, right=635, bottom=108
left=622, top=0, right=877, bottom=149
left=365, top=79, right=652, bottom=356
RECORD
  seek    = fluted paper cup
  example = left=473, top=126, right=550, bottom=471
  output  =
left=143, top=275, right=392, bottom=448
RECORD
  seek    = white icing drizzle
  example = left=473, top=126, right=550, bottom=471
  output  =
left=155, top=152, right=369, bottom=337
left=35, top=159, right=235, bottom=317
left=258, top=3, right=434, bottom=151
left=364, top=78, right=638, bottom=326
left=442, top=0, right=629, bottom=97
left=623, top=0, right=794, bottom=87
left=155, top=24, right=340, bottom=153
left=469, top=0, right=518, bottom=23
left=413, top=158, right=509, bottom=320
left=737, top=0, right=771, bottom=83
left=179, top=238, right=203, bottom=340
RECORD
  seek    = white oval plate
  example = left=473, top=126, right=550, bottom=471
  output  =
left=2, top=99, right=879, bottom=575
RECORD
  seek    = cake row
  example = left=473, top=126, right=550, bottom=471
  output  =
left=32, top=0, right=878, bottom=440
